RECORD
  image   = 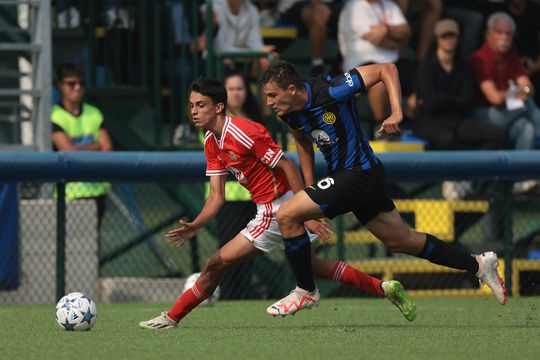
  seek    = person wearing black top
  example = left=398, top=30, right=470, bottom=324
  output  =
left=414, top=19, right=507, bottom=150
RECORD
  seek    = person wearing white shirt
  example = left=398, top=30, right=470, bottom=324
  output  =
left=338, top=0, right=410, bottom=131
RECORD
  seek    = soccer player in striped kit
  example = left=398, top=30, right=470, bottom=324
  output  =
left=138, top=77, right=415, bottom=330
left=260, top=60, right=507, bottom=316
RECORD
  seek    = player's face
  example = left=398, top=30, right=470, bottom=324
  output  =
left=189, top=91, right=223, bottom=128
left=59, top=75, right=85, bottom=103
left=262, top=81, right=295, bottom=117
left=225, top=75, right=247, bottom=110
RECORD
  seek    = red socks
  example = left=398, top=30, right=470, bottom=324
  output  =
left=168, top=282, right=210, bottom=322
left=332, top=261, right=384, bottom=297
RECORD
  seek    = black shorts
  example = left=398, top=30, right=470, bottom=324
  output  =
left=304, top=163, right=395, bottom=224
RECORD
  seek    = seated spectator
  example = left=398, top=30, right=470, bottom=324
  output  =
left=442, top=0, right=484, bottom=59
left=414, top=19, right=507, bottom=150
left=207, top=0, right=277, bottom=69
left=51, top=64, right=113, bottom=228
left=470, top=12, right=540, bottom=192
left=338, top=0, right=410, bottom=136
left=395, top=0, right=442, bottom=60
left=501, top=0, right=540, bottom=106
left=205, top=0, right=277, bottom=115
left=278, top=0, right=343, bottom=76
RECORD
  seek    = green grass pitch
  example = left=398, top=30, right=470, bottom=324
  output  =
left=2, top=297, right=540, bottom=360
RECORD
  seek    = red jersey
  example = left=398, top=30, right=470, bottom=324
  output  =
left=204, top=115, right=290, bottom=204
left=469, top=42, right=527, bottom=106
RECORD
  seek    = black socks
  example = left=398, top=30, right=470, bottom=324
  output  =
left=283, top=232, right=316, bottom=292
left=418, top=234, right=479, bottom=274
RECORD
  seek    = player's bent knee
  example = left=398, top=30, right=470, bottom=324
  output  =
left=276, top=207, right=294, bottom=225
left=205, top=254, right=229, bottom=274
left=380, top=228, right=414, bottom=253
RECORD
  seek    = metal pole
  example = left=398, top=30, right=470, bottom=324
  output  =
left=153, top=1, right=162, bottom=148
left=36, top=0, right=52, bottom=151
left=205, top=0, right=214, bottom=77
left=503, top=181, right=513, bottom=296
left=55, top=182, right=66, bottom=301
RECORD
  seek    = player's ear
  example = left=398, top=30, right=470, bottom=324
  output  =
left=288, top=84, right=296, bottom=96
left=216, top=102, right=225, bottom=114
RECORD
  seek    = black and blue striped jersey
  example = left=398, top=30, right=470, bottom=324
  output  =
left=281, top=69, right=380, bottom=174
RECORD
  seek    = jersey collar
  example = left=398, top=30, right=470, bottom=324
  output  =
left=302, top=81, right=312, bottom=110
left=213, top=115, right=231, bottom=149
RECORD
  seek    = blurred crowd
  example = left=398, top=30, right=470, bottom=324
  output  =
left=50, top=0, right=540, bottom=195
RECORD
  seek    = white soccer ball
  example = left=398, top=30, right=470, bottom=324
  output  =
left=183, top=272, right=220, bottom=306
left=55, top=292, right=98, bottom=331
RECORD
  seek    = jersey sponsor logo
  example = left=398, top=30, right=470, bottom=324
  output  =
left=311, top=130, right=338, bottom=146
left=228, top=166, right=248, bottom=184
left=228, top=150, right=238, bottom=161
left=344, top=72, right=354, bottom=87
left=261, top=148, right=275, bottom=165
left=317, top=177, right=335, bottom=190
left=322, top=112, right=336, bottom=124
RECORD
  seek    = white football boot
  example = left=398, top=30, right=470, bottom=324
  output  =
left=267, top=287, right=320, bottom=317
left=477, top=252, right=508, bottom=304
left=138, top=311, right=178, bottom=330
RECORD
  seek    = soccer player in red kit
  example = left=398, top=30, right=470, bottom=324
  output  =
left=138, top=78, right=415, bottom=330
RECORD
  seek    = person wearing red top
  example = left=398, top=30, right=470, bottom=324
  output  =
left=138, top=77, right=416, bottom=330
left=470, top=12, right=540, bottom=154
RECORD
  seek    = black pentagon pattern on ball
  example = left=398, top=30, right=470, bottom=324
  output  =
left=61, top=320, right=76, bottom=331
left=82, top=309, right=95, bottom=326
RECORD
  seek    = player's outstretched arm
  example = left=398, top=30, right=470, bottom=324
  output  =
left=166, top=174, right=227, bottom=248
left=355, top=63, right=403, bottom=135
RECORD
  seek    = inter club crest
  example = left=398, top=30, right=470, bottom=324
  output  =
left=322, top=112, right=336, bottom=124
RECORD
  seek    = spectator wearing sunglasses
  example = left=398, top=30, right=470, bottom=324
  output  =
left=51, top=63, right=113, bottom=232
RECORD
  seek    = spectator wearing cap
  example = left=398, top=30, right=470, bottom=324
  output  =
left=414, top=19, right=507, bottom=150
left=413, top=18, right=507, bottom=201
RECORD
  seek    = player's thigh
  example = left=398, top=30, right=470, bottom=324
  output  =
left=278, top=190, right=325, bottom=223
left=213, top=233, right=261, bottom=267
left=365, top=209, right=412, bottom=246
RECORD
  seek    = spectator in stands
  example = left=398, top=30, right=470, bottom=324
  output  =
left=206, top=0, right=277, bottom=69
left=394, top=0, right=442, bottom=60
left=414, top=19, right=507, bottom=150
left=470, top=12, right=540, bottom=192
left=441, top=1, right=484, bottom=59
left=338, top=0, right=410, bottom=137
left=278, top=0, right=343, bottom=76
left=56, top=0, right=80, bottom=28
left=502, top=0, right=540, bottom=106
left=51, top=63, right=113, bottom=230
left=56, top=0, right=130, bottom=29
left=205, top=0, right=277, bottom=115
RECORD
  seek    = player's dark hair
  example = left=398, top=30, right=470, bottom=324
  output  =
left=258, top=60, right=304, bottom=90
left=223, top=69, right=265, bottom=126
left=56, top=63, right=85, bottom=83
left=190, top=77, right=227, bottom=114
